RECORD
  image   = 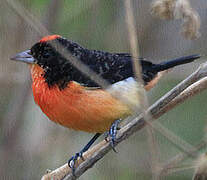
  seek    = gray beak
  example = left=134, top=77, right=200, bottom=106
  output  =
left=10, top=50, right=35, bottom=64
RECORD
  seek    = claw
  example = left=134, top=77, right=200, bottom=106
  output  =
left=68, top=151, right=84, bottom=174
left=105, top=119, right=121, bottom=152
left=67, top=133, right=101, bottom=174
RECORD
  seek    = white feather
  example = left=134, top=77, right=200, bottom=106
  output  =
left=107, top=77, right=144, bottom=109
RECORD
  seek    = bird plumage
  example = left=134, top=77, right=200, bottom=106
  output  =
left=31, top=64, right=131, bottom=132
left=11, top=35, right=201, bottom=133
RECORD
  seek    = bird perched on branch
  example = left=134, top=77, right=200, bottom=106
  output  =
left=11, top=35, right=200, bottom=171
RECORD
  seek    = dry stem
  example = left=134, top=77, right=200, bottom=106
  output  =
left=160, top=140, right=207, bottom=176
left=151, top=0, right=201, bottom=39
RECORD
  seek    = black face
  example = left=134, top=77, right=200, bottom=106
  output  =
left=31, top=39, right=70, bottom=89
left=30, top=38, right=101, bottom=89
left=31, top=42, right=60, bottom=66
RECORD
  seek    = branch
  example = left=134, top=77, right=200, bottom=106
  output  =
left=155, top=76, right=207, bottom=118
left=41, top=62, right=207, bottom=180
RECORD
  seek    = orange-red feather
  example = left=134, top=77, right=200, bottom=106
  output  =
left=30, top=65, right=131, bottom=133
left=39, top=35, right=61, bottom=43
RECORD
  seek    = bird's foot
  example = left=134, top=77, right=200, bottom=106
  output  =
left=105, top=119, right=121, bottom=152
left=67, top=133, right=101, bottom=174
left=68, top=151, right=84, bottom=174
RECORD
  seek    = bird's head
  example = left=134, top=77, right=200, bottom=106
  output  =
left=11, top=35, right=83, bottom=89
left=11, top=35, right=63, bottom=67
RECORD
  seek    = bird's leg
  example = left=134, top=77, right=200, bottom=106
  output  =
left=68, top=133, right=101, bottom=173
left=105, top=119, right=121, bottom=152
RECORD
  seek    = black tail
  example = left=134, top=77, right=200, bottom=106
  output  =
left=153, top=54, right=201, bottom=72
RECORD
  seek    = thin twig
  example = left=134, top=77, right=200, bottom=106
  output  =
left=124, top=0, right=142, bottom=82
left=5, top=0, right=48, bottom=36
left=160, top=140, right=207, bottom=176
left=146, top=127, right=162, bottom=180
left=124, top=1, right=161, bottom=179
left=156, top=76, right=207, bottom=118
left=42, top=62, right=207, bottom=180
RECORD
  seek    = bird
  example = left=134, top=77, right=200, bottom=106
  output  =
left=11, top=34, right=201, bottom=171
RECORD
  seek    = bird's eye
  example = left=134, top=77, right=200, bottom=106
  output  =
left=30, top=49, right=35, bottom=56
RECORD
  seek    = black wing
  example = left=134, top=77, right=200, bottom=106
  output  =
left=53, top=37, right=159, bottom=88
left=78, top=50, right=157, bottom=87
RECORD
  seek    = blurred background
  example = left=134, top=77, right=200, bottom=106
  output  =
left=0, top=0, right=207, bottom=179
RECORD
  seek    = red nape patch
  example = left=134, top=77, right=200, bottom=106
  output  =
left=39, top=35, right=61, bottom=43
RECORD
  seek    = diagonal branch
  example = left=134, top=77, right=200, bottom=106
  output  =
left=42, top=62, right=207, bottom=180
